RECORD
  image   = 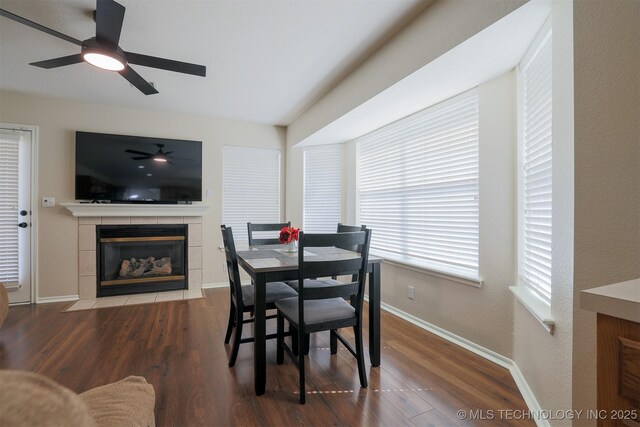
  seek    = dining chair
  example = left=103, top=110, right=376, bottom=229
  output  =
left=285, top=224, right=368, bottom=354
left=336, top=223, right=367, bottom=252
left=275, top=229, right=372, bottom=403
left=286, top=224, right=367, bottom=292
left=247, top=222, right=291, bottom=246
left=336, top=223, right=365, bottom=233
left=221, top=225, right=298, bottom=367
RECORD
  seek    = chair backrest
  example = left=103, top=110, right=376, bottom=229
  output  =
left=220, top=225, right=244, bottom=308
left=336, top=223, right=365, bottom=233
left=247, top=222, right=291, bottom=246
left=336, top=223, right=367, bottom=253
left=296, top=230, right=371, bottom=311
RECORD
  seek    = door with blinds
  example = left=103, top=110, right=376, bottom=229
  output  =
left=0, top=127, right=32, bottom=304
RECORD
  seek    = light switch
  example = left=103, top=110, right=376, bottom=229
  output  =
left=42, top=197, right=55, bottom=207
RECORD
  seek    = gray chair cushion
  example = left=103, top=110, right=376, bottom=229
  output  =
left=275, top=297, right=355, bottom=327
left=286, top=278, right=343, bottom=292
left=241, top=282, right=298, bottom=307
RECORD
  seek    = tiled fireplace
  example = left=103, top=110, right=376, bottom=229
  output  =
left=97, top=224, right=188, bottom=297
left=77, top=216, right=202, bottom=299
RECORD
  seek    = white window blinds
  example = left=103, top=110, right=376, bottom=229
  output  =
left=519, top=27, right=553, bottom=303
left=357, top=90, right=480, bottom=279
left=222, top=146, right=281, bottom=242
left=0, top=131, right=20, bottom=286
left=304, top=144, right=342, bottom=233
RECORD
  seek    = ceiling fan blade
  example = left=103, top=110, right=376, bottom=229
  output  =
left=164, top=151, right=174, bottom=155
left=0, top=8, right=82, bottom=46
left=125, top=149, right=153, bottom=156
left=119, top=66, right=158, bottom=95
left=125, top=51, right=206, bottom=77
left=95, top=0, right=125, bottom=48
left=131, top=156, right=151, bottom=160
left=168, top=157, right=194, bottom=162
left=30, top=54, right=84, bottom=69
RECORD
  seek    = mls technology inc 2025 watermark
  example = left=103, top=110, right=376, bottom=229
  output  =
left=456, top=409, right=638, bottom=422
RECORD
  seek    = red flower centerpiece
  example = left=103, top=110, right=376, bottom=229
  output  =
left=279, top=226, right=300, bottom=252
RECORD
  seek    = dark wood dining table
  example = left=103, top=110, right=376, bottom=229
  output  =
left=235, top=244, right=382, bottom=396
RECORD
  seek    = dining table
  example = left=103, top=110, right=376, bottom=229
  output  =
left=235, top=244, right=382, bottom=396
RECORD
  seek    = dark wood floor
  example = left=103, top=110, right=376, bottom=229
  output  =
left=0, top=288, right=533, bottom=426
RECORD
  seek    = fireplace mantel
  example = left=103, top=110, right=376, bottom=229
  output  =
left=61, top=202, right=211, bottom=217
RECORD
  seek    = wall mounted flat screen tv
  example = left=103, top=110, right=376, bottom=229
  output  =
left=76, top=131, right=202, bottom=203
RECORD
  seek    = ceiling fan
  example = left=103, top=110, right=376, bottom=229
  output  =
left=126, top=144, right=191, bottom=164
left=0, top=0, right=206, bottom=95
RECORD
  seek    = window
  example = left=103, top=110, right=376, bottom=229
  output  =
left=303, top=144, right=342, bottom=233
left=357, top=90, right=480, bottom=280
left=222, top=146, right=281, bottom=242
left=0, top=131, right=19, bottom=287
left=518, top=24, right=553, bottom=305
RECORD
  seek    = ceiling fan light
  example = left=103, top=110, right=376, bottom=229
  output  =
left=83, top=52, right=125, bottom=71
left=153, top=156, right=168, bottom=162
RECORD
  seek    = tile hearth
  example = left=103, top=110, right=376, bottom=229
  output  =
left=65, top=289, right=204, bottom=312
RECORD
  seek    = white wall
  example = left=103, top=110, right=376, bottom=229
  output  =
left=0, top=90, right=285, bottom=299
left=285, top=141, right=304, bottom=227
left=572, top=0, right=640, bottom=420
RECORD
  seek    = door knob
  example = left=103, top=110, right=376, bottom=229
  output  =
left=19, top=210, right=28, bottom=216
left=18, top=222, right=28, bottom=228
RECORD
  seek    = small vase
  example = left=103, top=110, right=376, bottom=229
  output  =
left=283, top=240, right=298, bottom=253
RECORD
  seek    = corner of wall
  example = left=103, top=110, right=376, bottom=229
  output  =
left=572, top=0, right=640, bottom=419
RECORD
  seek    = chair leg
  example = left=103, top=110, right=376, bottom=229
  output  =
left=228, top=310, right=244, bottom=367
left=298, top=328, right=306, bottom=404
left=276, top=312, right=284, bottom=365
left=291, top=324, right=299, bottom=356
left=354, top=325, right=368, bottom=388
left=330, top=329, right=338, bottom=354
left=304, top=333, right=310, bottom=355
left=224, top=301, right=236, bottom=344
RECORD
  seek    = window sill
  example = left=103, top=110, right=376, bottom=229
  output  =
left=380, top=257, right=483, bottom=288
left=509, top=285, right=555, bottom=334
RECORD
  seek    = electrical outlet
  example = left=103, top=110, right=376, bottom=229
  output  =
left=408, top=285, right=415, bottom=300
left=42, top=197, right=55, bottom=207
left=222, top=262, right=228, bottom=272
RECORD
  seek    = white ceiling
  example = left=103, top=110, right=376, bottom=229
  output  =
left=0, top=0, right=427, bottom=126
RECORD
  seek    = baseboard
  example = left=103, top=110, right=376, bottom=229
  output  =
left=36, top=294, right=79, bottom=304
left=201, top=282, right=229, bottom=289
left=371, top=297, right=547, bottom=427
left=376, top=299, right=512, bottom=369
left=509, top=362, right=549, bottom=427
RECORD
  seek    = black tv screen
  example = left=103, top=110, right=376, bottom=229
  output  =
left=76, top=131, right=202, bottom=203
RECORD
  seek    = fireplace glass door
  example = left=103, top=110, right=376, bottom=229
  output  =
left=97, top=225, right=187, bottom=297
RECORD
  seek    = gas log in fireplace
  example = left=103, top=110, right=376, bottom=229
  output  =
left=96, top=224, right=188, bottom=297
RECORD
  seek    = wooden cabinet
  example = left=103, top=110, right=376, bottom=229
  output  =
left=597, top=313, right=640, bottom=427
